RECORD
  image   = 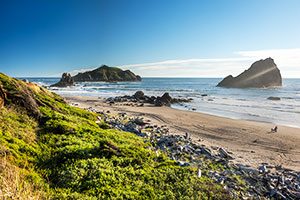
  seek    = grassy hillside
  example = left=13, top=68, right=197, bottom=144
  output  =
left=0, top=73, right=229, bottom=199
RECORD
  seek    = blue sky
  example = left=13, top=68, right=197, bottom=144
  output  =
left=0, top=0, right=300, bottom=77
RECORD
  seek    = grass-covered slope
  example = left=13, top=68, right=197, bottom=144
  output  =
left=0, top=73, right=229, bottom=199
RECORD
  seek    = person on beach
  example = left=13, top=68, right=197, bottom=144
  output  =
left=271, top=126, right=278, bottom=133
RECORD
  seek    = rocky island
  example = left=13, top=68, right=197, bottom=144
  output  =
left=73, top=65, right=141, bottom=82
left=217, top=58, right=282, bottom=88
left=51, top=65, right=141, bottom=87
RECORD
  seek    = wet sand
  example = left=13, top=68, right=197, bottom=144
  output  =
left=64, top=95, right=300, bottom=171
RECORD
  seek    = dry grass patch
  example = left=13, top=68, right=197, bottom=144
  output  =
left=0, top=157, right=46, bottom=200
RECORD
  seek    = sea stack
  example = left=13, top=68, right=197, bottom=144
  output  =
left=72, top=65, right=142, bottom=82
left=217, top=58, right=282, bottom=88
left=51, top=73, right=74, bottom=87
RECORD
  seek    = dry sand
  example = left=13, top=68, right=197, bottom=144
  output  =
left=65, top=95, right=300, bottom=171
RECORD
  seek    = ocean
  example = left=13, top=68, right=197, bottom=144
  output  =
left=23, top=77, right=300, bottom=128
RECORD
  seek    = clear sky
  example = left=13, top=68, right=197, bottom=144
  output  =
left=1, top=0, right=300, bottom=78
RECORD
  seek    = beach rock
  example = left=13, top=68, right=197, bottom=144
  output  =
left=155, top=92, right=172, bottom=106
left=73, top=65, right=142, bottom=82
left=133, top=91, right=144, bottom=99
left=267, top=96, right=281, bottom=101
left=219, top=147, right=233, bottom=159
left=258, top=165, right=268, bottom=173
left=106, top=91, right=192, bottom=107
left=201, top=147, right=213, bottom=157
left=185, top=132, right=190, bottom=140
left=51, top=73, right=74, bottom=87
left=153, top=98, right=163, bottom=106
left=161, top=92, right=172, bottom=102
left=133, top=118, right=147, bottom=126
left=217, top=58, right=282, bottom=88
left=239, top=165, right=259, bottom=175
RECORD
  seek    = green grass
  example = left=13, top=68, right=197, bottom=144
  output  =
left=0, top=73, right=231, bottom=199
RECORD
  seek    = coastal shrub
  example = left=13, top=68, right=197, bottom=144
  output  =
left=0, top=73, right=231, bottom=199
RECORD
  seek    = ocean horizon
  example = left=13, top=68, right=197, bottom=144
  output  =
left=22, top=77, right=300, bottom=128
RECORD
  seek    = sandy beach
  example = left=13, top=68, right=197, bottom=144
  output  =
left=64, top=95, right=300, bottom=171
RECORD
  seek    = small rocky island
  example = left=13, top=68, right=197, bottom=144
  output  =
left=51, top=65, right=141, bottom=87
left=51, top=73, right=74, bottom=87
left=73, top=65, right=141, bottom=82
left=217, top=58, right=282, bottom=88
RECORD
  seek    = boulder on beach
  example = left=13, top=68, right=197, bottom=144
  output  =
left=133, top=91, right=145, bottom=100
left=51, top=73, right=74, bottom=87
left=73, top=65, right=142, bottom=82
left=217, top=58, right=282, bottom=88
left=154, top=92, right=172, bottom=106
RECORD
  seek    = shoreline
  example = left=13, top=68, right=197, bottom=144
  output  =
left=64, top=95, right=300, bottom=171
left=58, top=91, right=300, bottom=129
left=175, top=107, right=300, bottom=129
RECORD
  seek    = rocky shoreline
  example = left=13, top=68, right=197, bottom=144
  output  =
left=105, top=91, right=193, bottom=107
left=81, top=105, right=300, bottom=199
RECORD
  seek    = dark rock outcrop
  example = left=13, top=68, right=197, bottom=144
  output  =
left=0, top=74, right=41, bottom=119
left=0, top=73, right=68, bottom=119
left=217, top=58, right=282, bottom=88
left=0, top=84, right=6, bottom=108
left=133, top=91, right=145, bottom=100
left=267, top=96, right=281, bottom=101
left=8, top=87, right=41, bottom=119
left=73, top=65, right=141, bottom=82
left=106, top=92, right=192, bottom=107
left=51, top=73, right=74, bottom=87
left=154, top=92, right=172, bottom=106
